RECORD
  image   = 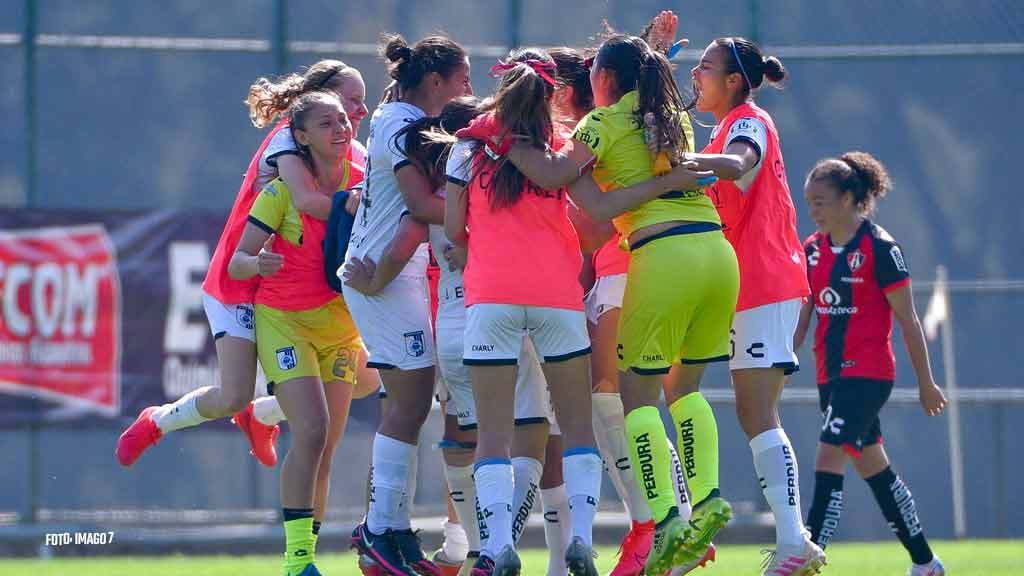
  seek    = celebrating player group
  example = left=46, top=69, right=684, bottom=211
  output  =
left=113, top=9, right=950, bottom=576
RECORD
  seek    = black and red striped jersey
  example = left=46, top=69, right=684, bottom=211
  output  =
left=805, top=220, right=911, bottom=384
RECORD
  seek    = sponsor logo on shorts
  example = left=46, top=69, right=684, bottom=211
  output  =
left=404, top=331, right=425, bottom=357
left=332, top=348, right=354, bottom=381
left=471, top=344, right=495, bottom=352
left=236, top=304, right=254, bottom=330
left=642, top=353, right=665, bottom=363
left=276, top=347, right=297, bottom=371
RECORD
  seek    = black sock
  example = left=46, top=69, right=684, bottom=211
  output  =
left=282, top=508, right=314, bottom=522
left=806, top=471, right=844, bottom=548
left=865, top=467, right=934, bottom=565
left=312, top=521, right=322, bottom=535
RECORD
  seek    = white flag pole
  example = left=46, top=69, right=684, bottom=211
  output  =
left=934, top=265, right=967, bottom=538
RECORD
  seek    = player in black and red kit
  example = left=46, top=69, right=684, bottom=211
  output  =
left=794, top=151, right=948, bottom=576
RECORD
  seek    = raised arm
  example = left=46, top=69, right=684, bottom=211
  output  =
left=343, top=215, right=428, bottom=295
left=687, top=139, right=760, bottom=182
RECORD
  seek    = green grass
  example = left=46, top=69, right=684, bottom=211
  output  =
left=3, top=540, right=1022, bottom=575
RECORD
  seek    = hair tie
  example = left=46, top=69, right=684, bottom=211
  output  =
left=488, top=59, right=557, bottom=87
left=728, top=38, right=753, bottom=90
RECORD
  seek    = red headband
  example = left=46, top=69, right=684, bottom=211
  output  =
left=488, top=59, right=557, bottom=87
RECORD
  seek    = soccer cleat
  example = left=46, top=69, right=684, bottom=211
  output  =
left=470, top=554, right=495, bottom=576
left=115, top=406, right=162, bottom=467
left=668, top=542, right=717, bottom=575
left=644, top=509, right=689, bottom=576
left=351, top=522, right=417, bottom=576
left=609, top=520, right=654, bottom=576
left=288, top=564, right=322, bottom=576
left=232, top=402, right=280, bottom=468
left=393, top=528, right=443, bottom=576
left=759, top=537, right=826, bottom=576
left=907, top=556, right=945, bottom=576
left=432, top=547, right=465, bottom=576
left=564, top=536, right=598, bottom=576
left=674, top=496, right=732, bottom=567
left=358, top=553, right=382, bottom=576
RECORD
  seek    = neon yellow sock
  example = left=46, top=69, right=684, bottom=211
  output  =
left=624, top=406, right=676, bottom=524
left=669, top=391, right=719, bottom=505
left=284, top=516, right=315, bottom=574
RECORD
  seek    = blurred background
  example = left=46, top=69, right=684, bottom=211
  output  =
left=1, top=0, right=1022, bottom=558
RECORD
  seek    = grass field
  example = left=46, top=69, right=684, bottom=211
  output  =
left=2, top=540, right=1022, bottom=576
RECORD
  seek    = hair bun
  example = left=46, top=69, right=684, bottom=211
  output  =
left=761, top=55, right=787, bottom=85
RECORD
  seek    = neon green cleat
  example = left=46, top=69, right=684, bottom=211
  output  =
left=644, top=508, right=690, bottom=576
left=674, top=496, right=732, bottom=567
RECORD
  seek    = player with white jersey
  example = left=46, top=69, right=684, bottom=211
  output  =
left=345, top=32, right=472, bottom=576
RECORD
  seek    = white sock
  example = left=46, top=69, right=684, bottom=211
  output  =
left=474, top=459, right=514, bottom=557
left=252, top=396, right=285, bottom=425
left=592, top=393, right=653, bottom=523
left=540, top=484, right=571, bottom=576
left=442, top=520, right=469, bottom=562
left=751, top=428, right=805, bottom=549
left=445, top=464, right=481, bottom=553
left=563, top=448, right=602, bottom=547
left=152, top=388, right=210, bottom=433
left=511, top=457, right=543, bottom=544
left=667, top=437, right=692, bottom=522
left=367, top=433, right=415, bottom=534
left=394, top=447, right=418, bottom=530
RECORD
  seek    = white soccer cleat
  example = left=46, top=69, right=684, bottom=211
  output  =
left=760, top=536, right=826, bottom=576
left=907, top=555, right=945, bottom=576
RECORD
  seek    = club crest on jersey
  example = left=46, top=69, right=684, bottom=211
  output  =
left=847, top=250, right=865, bottom=272
left=276, top=347, right=297, bottom=371
left=404, top=331, right=426, bottom=357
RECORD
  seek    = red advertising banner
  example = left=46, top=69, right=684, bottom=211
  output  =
left=0, top=225, right=121, bottom=415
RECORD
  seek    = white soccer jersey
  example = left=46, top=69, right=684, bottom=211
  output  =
left=348, top=102, right=429, bottom=275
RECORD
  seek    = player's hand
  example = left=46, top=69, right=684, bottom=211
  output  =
left=648, top=10, right=688, bottom=57
left=662, top=162, right=717, bottom=190
left=257, top=235, right=284, bottom=277
left=345, top=188, right=362, bottom=215
left=342, top=255, right=378, bottom=295
left=443, top=243, right=467, bottom=272
left=919, top=380, right=947, bottom=416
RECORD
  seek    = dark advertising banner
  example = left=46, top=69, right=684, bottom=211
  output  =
left=0, top=210, right=245, bottom=425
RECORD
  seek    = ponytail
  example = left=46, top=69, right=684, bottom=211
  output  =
left=245, top=59, right=355, bottom=128
left=380, top=33, right=467, bottom=92
left=807, top=151, right=892, bottom=215
left=715, top=37, right=788, bottom=96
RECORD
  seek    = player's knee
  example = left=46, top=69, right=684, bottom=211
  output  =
left=221, top=389, right=253, bottom=414
left=293, top=415, right=329, bottom=452
left=815, top=442, right=847, bottom=473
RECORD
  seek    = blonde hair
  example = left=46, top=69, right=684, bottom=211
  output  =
left=245, top=59, right=359, bottom=128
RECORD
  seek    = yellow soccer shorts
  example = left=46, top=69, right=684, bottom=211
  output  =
left=255, top=298, right=363, bottom=387
left=617, top=229, right=739, bottom=374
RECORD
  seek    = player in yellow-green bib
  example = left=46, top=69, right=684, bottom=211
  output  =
left=229, top=91, right=364, bottom=576
left=502, top=34, right=738, bottom=575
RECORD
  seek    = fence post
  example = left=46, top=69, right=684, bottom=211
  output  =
left=272, top=0, right=287, bottom=73
left=24, top=0, right=37, bottom=208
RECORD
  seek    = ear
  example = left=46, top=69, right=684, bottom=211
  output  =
left=293, top=127, right=311, bottom=147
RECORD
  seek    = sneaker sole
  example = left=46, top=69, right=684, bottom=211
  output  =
left=675, top=499, right=732, bottom=566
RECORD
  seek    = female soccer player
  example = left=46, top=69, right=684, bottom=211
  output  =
left=116, top=60, right=378, bottom=470
left=345, top=33, right=471, bottom=576
left=797, top=151, right=947, bottom=576
left=228, top=91, right=364, bottom=576
left=344, top=95, right=558, bottom=576
left=499, top=35, right=733, bottom=575
left=686, top=37, right=824, bottom=574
